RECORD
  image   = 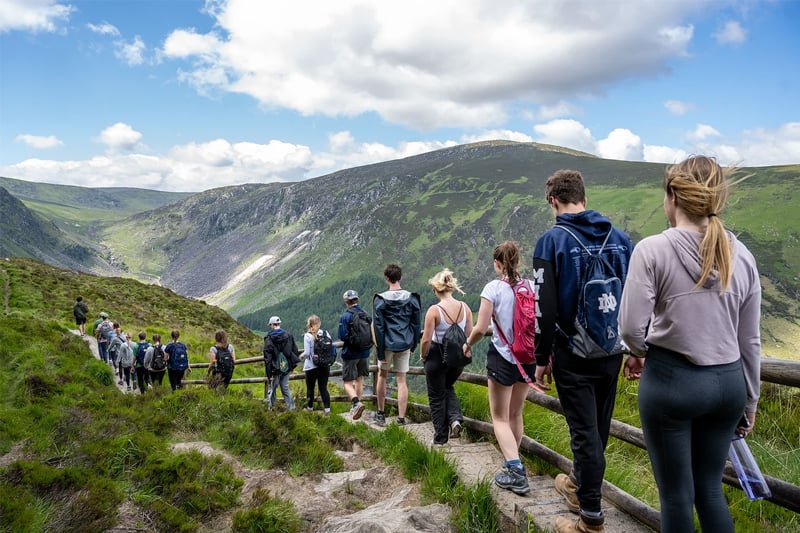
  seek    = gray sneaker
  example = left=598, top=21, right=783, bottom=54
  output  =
left=450, top=420, right=462, bottom=438
left=375, top=411, right=386, bottom=426
left=350, top=402, right=365, bottom=420
left=495, top=466, right=530, bottom=495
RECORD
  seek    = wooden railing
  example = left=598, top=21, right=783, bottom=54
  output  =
left=183, top=354, right=800, bottom=528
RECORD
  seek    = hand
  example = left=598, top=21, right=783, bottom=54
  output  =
left=623, top=355, right=644, bottom=380
left=534, top=363, right=552, bottom=391
left=736, top=411, right=756, bottom=437
left=463, top=343, right=472, bottom=358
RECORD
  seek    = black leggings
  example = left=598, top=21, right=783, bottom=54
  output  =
left=168, top=369, right=185, bottom=391
left=639, top=346, right=745, bottom=533
left=305, top=366, right=331, bottom=408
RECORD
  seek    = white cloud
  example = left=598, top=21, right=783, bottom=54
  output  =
left=537, top=101, right=582, bottom=121
left=688, top=124, right=721, bottom=141
left=664, top=100, right=695, bottom=115
left=87, top=22, right=119, bottom=36
left=713, top=21, right=747, bottom=45
left=729, top=122, right=800, bottom=166
left=0, top=0, right=72, bottom=33
left=597, top=129, right=643, bottom=161
left=643, top=145, right=688, bottom=164
left=15, top=134, right=63, bottom=149
left=160, top=1, right=701, bottom=130
left=534, top=119, right=597, bottom=154
left=97, top=123, right=143, bottom=151
left=115, top=35, right=146, bottom=66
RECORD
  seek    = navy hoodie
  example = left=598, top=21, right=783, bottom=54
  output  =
left=532, top=209, right=634, bottom=363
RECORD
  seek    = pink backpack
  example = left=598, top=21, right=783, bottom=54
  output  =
left=494, top=279, right=537, bottom=364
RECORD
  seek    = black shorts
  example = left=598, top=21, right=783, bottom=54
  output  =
left=486, top=343, right=536, bottom=387
left=342, top=358, right=369, bottom=382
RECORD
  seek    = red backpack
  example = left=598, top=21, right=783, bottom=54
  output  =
left=494, top=279, right=537, bottom=364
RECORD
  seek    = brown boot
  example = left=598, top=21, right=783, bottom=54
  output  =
left=554, top=473, right=580, bottom=513
left=554, top=512, right=605, bottom=533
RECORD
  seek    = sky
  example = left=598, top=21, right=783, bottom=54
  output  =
left=0, top=0, right=798, bottom=193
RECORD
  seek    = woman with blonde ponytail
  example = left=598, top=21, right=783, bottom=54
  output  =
left=619, top=155, right=762, bottom=533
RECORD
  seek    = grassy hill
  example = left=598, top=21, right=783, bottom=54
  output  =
left=1, top=256, right=798, bottom=532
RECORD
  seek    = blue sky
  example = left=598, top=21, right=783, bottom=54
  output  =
left=1, top=0, right=798, bottom=192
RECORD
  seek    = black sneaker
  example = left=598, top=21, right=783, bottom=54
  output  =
left=396, top=417, right=406, bottom=426
left=375, top=411, right=386, bottom=426
left=495, top=466, right=530, bottom=495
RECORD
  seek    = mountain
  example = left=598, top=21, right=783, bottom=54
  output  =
left=2, top=141, right=799, bottom=357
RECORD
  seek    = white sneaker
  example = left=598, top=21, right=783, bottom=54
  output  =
left=450, top=421, right=463, bottom=438
left=350, top=402, right=365, bottom=420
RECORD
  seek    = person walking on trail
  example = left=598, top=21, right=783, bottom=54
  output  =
left=463, top=241, right=534, bottom=496
left=302, top=315, right=333, bottom=414
left=372, top=263, right=421, bottom=427
left=619, top=156, right=761, bottom=533
left=531, top=169, right=634, bottom=533
left=133, top=331, right=151, bottom=393
left=144, top=333, right=168, bottom=387
left=420, top=268, right=473, bottom=446
left=165, top=329, right=191, bottom=391
left=263, top=316, right=299, bottom=409
left=107, top=323, right=122, bottom=379
left=338, top=290, right=372, bottom=420
left=73, top=296, right=89, bottom=336
left=117, top=332, right=134, bottom=391
left=93, top=312, right=112, bottom=364
left=209, top=330, right=236, bottom=390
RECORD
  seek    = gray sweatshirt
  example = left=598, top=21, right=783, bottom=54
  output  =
left=619, top=227, right=762, bottom=411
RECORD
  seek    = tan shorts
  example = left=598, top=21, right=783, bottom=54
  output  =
left=378, top=349, right=410, bottom=373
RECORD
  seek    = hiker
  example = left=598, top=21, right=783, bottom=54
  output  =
left=338, top=290, right=372, bottom=420
left=165, top=329, right=191, bottom=391
left=463, top=241, right=534, bottom=495
left=133, top=331, right=151, bottom=393
left=209, top=330, right=236, bottom=389
left=263, top=316, right=299, bottom=409
left=302, top=314, right=333, bottom=414
left=93, top=312, right=112, bottom=363
left=107, top=322, right=121, bottom=377
left=73, top=296, right=89, bottom=336
left=531, top=169, right=634, bottom=533
left=619, top=156, right=761, bottom=533
left=118, top=331, right=134, bottom=391
left=420, top=268, right=473, bottom=445
left=144, top=333, right=167, bottom=386
left=372, top=263, right=421, bottom=426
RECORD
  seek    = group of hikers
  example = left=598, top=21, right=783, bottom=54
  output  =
left=72, top=155, right=762, bottom=533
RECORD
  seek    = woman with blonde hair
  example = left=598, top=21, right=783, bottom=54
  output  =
left=302, top=314, right=332, bottom=414
left=420, top=268, right=473, bottom=445
left=620, top=155, right=761, bottom=533
left=463, top=241, right=533, bottom=495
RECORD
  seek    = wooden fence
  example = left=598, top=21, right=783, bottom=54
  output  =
left=183, top=354, right=800, bottom=529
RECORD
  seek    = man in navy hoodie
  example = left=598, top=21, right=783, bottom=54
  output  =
left=531, top=169, right=634, bottom=533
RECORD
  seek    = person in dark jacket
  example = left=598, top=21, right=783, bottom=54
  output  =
left=263, top=316, right=299, bottom=410
left=338, top=290, right=372, bottom=420
left=532, top=169, right=634, bottom=533
left=372, top=264, right=421, bottom=426
left=73, top=296, right=89, bottom=336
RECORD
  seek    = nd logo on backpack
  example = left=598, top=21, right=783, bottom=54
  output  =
left=555, top=226, right=624, bottom=358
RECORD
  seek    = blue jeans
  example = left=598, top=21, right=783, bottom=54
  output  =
left=424, top=343, right=464, bottom=444
left=552, top=344, right=623, bottom=514
left=269, top=373, right=294, bottom=410
left=639, top=345, right=744, bottom=533
left=98, top=340, right=108, bottom=363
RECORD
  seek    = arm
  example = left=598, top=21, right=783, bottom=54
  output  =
left=372, top=296, right=386, bottom=358
left=303, top=333, right=314, bottom=361
left=410, top=294, right=422, bottom=353
left=463, top=297, right=493, bottom=357
left=420, top=306, right=437, bottom=360
left=229, top=344, right=236, bottom=362
left=738, top=278, right=762, bottom=421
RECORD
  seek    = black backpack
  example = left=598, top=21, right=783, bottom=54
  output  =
left=347, top=309, right=373, bottom=351
left=215, top=344, right=235, bottom=378
left=438, top=304, right=470, bottom=367
left=150, top=344, right=167, bottom=372
left=266, top=336, right=292, bottom=375
left=313, top=329, right=336, bottom=367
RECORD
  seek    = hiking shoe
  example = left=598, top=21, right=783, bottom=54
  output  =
left=126, top=386, right=132, bottom=391
left=396, top=417, right=406, bottom=426
left=430, top=439, right=447, bottom=448
left=375, top=411, right=386, bottom=426
left=450, top=420, right=462, bottom=438
left=495, top=466, right=530, bottom=495
left=350, top=402, right=365, bottom=420
left=554, top=512, right=605, bottom=533
left=118, top=380, right=124, bottom=385
left=303, top=406, right=314, bottom=412
left=323, top=408, right=331, bottom=416
left=555, top=473, right=580, bottom=513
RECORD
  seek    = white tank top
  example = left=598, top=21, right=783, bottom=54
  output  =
left=433, top=302, right=467, bottom=342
